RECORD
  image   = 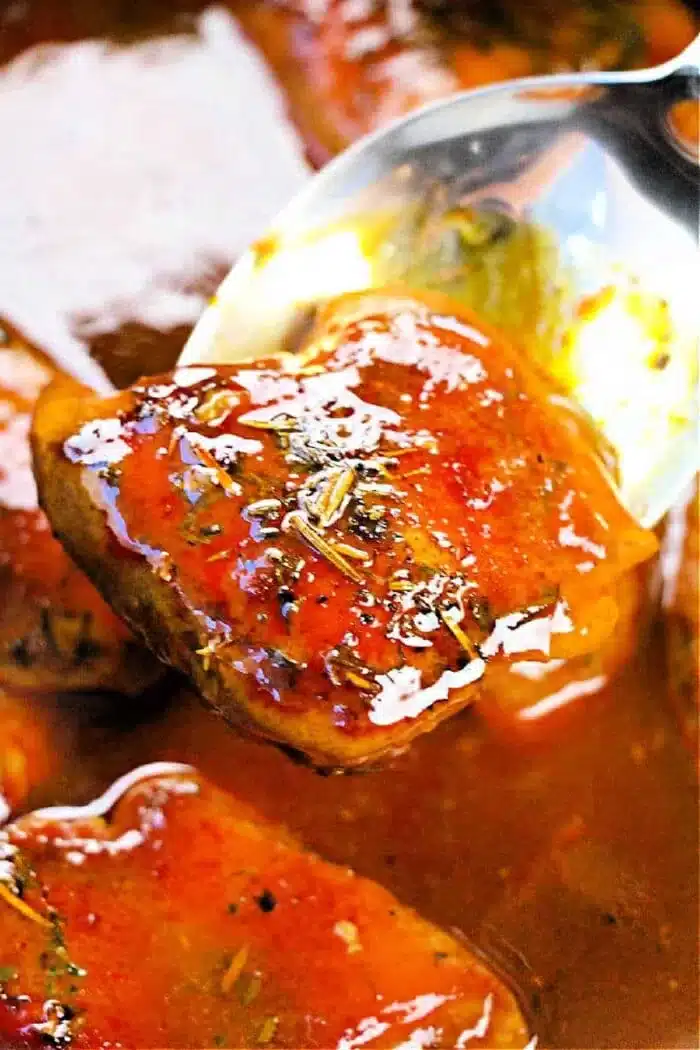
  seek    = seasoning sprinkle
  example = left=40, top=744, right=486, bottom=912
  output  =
left=333, top=919, right=363, bottom=953
left=255, top=889, right=277, bottom=913
left=221, top=944, right=249, bottom=994
left=334, top=542, right=371, bottom=562
left=240, top=972, right=263, bottom=1006
left=194, top=445, right=240, bottom=496
left=264, top=547, right=284, bottom=562
left=246, top=499, right=282, bottom=518
left=389, top=579, right=415, bottom=592
left=195, top=389, right=240, bottom=425
left=196, top=639, right=225, bottom=672
left=0, top=880, right=52, bottom=928
left=153, top=553, right=175, bottom=582
left=200, top=524, right=223, bottom=538
left=207, top=548, right=233, bottom=563
left=440, top=609, right=479, bottom=659
left=257, top=1016, right=279, bottom=1046
left=283, top=512, right=365, bottom=584
left=343, top=669, right=377, bottom=691
left=401, top=466, right=431, bottom=479
left=315, top=466, right=356, bottom=528
left=240, top=415, right=298, bottom=432
left=295, top=364, right=326, bottom=376
left=168, top=426, right=183, bottom=456
left=375, top=446, right=416, bottom=458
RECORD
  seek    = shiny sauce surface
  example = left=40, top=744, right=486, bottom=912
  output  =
left=45, top=293, right=655, bottom=768
left=0, top=2, right=698, bottom=1048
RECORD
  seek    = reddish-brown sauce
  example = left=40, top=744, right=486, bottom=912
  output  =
left=8, top=650, right=698, bottom=1048
left=32, top=292, right=656, bottom=769
left=0, top=2, right=698, bottom=1048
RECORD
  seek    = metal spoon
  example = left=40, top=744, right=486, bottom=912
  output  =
left=179, top=36, right=700, bottom=527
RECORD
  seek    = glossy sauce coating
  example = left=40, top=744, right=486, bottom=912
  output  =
left=0, top=1, right=307, bottom=390
left=0, top=768, right=530, bottom=1049
left=0, top=321, right=158, bottom=696
left=33, top=292, right=656, bottom=767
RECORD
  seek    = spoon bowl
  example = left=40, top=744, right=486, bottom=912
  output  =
left=180, top=37, right=700, bottom=527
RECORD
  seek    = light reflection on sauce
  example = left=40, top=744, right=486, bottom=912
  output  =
left=0, top=5, right=308, bottom=384
left=81, top=471, right=165, bottom=568
left=28, top=760, right=195, bottom=822
left=335, top=990, right=504, bottom=1050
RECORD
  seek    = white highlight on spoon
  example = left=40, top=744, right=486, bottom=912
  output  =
left=184, top=227, right=373, bottom=366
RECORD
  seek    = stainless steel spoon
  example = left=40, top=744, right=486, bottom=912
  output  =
left=179, top=36, right=700, bottom=527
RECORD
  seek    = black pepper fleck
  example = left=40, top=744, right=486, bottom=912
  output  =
left=10, top=638, right=32, bottom=668
left=73, top=637, right=103, bottom=665
left=200, top=524, right=224, bottom=538
left=255, top=889, right=277, bottom=913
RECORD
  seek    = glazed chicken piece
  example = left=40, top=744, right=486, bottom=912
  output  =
left=32, top=291, right=657, bottom=769
left=237, top=0, right=697, bottom=163
left=0, top=765, right=531, bottom=1049
left=0, top=321, right=159, bottom=695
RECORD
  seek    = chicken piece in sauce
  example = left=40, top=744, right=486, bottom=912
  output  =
left=0, top=765, right=531, bottom=1049
left=238, top=0, right=698, bottom=162
left=32, top=292, right=657, bottom=769
left=0, top=321, right=159, bottom=696
left=663, top=479, right=699, bottom=759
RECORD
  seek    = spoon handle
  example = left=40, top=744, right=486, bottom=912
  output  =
left=579, top=46, right=699, bottom=236
left=669, top=33, right=700, bottom=75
